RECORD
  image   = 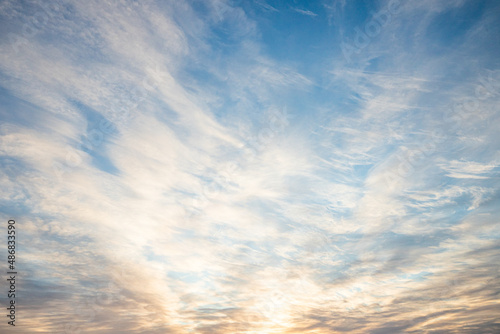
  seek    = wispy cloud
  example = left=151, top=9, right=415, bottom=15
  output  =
left=292, top=8, right=318, bottom=17
left=439, top=160, right=498, bottom=179
left=0, top=0, right=499, bottom=332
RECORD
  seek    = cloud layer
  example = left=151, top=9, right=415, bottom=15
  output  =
left=0, top=0, right=499, bottom=333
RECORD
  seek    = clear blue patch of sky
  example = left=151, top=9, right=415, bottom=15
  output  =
left=69, top=100, right=120, bottom=175
left=425, top=0, right=489, bottom=50
left=0, top=84, right=59, bottom=131
left=245, top=0, right=373, bottom=64
left=143, top=245, right=169, bottom=263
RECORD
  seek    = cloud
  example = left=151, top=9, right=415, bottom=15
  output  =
left=439, top=159, right=498, bottom=179
left=292, top=8, right=318, bottom=17
left=0, top=0, right=499, bottom=333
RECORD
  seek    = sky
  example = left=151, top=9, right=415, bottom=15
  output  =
left=0, top=0, right=499, bottom=333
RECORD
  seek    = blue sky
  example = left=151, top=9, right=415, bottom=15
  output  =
left=0, top=0, right=500, bottom=333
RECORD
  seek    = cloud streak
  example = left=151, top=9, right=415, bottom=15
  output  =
left=0, top=0, right=499, bottom=333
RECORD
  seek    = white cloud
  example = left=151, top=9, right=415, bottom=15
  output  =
left=0, top=0, right=499, bottom=332
left=439, top=159, right=498, bottom=179
left=292, top=8, right=318, bottom=17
